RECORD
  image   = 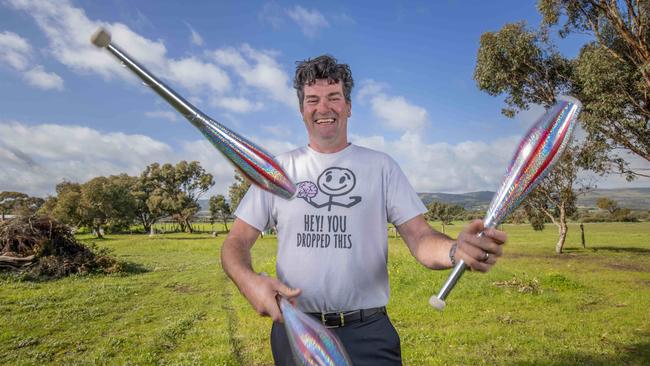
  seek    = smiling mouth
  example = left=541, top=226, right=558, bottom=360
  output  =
left=314, top=118, right=336, bottom=125
left=323, top=183, right=346, bottom=191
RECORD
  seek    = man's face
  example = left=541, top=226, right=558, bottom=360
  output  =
left=300, top=79, right=351, bottom=152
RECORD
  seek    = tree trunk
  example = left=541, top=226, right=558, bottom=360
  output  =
left=223, top=219, right=229, bottom=233
left=441, top=222, right=445, bottom=234
left=580, top=223, right=585, bottom=248
left=95, top=225, right=104, bottom=239
left=0, top=255, right=35, bottom=269
left=149, top=225, right=155, bottom=237
left=555, top=208, right=567, bottom=254
left=184, top=218, right=193, bottom=233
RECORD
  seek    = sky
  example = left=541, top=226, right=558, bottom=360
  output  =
left=1, top=0, right=648, bottom=198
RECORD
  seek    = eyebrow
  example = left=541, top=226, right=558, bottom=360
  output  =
left=305, top=92, right=343, bottom=99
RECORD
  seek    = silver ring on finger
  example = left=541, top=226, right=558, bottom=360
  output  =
left=481, top=252, right=490, bottom=262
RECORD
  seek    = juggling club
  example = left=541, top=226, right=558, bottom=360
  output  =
left=90, top=28, right=296, bottom=200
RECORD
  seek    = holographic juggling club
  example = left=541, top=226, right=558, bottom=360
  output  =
left=90, top=28, right=296, bottom=200
left=429, top=96, right=582, bottom=311
left=279, top=297, right=352, bottom=366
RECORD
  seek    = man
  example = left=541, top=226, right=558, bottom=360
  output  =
left=221, top=55, right=507, bottom=365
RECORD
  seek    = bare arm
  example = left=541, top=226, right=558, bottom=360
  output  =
left=397, top=215, right=507, bottom=272
left=221, top=218, right=300, bottom=321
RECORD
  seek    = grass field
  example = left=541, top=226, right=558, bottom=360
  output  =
left=1, top=222, right=649, bottom=365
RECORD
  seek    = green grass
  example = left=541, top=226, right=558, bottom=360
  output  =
left=1, top=222, right=649, bottom=365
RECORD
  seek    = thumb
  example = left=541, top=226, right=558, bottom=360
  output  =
left=275, top=281, right=302, bottom=299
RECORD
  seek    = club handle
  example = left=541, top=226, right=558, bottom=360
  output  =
left=429, top=260, right=467, bottom=310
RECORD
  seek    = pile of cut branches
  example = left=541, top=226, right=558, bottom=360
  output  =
left=0, top=215, right=121, bottom=278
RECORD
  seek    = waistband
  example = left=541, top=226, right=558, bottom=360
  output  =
left=307, top=306, right=387, bottom=328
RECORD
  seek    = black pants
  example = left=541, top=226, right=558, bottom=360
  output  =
left=271, top=312, right=402, bottom=366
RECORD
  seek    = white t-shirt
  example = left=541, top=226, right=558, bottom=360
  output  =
left=235, top=144, right=426, bottom=312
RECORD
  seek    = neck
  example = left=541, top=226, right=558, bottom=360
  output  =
left=308, top=140, right=350, bottom=154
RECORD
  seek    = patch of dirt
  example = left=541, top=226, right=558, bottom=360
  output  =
left=506, top=251, right=650, bottom=272
left=605, top=262, right=650, bottom=272
left=166, top=283, right=195, bottom=293
left=637, top=280, right=650, bottom=287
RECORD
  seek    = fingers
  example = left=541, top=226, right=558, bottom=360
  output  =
left=266, top=296, right=283, bottom=322
left=246, top=274, right=301, bottom=323
left=457, top=221, right=508, bottom=273
left=484, top=227, right=507, bottom=245
left=268, top=279, right=302, bottom=322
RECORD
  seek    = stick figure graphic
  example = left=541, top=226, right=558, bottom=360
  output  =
left=296, top=167, right=362, bottom=211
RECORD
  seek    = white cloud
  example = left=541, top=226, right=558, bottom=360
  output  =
left=187, top=24, right=204, bottom=46
left=261, top=124, right=291, bottom=138
left=286, top=6, right=329, bottom=38
left=0, top=120, right=300, bottom=197
left=351, top=132, right=519, bottom=193
left=212, top=44, right=296, bottom=108
left=211, top=97, right=263, bottom=113
left=0, top=30, right=64, bottom=90
left=0, top=30, right=31, bottom=70
left=5, top=0, right=230, bottom=95
left=0, top=121, right=174, bottom=196
left=5, top=0, right=310, bottom=117
left=167, top=57, right=230, bottom=94
left=24, top=66, right=64, bottom=90
left=144, top=110, right=178, bottom=122
left=357, top=79, right=428, bottom=131
left=258, top=2, right=285, bottom=29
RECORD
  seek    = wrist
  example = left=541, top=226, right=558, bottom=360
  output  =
left=448, top=241, right=458, bottom=267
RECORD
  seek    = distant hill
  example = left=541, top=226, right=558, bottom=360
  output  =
left=199, top=187, right=650, bottom=213
left=418, top=187, right=650, bottom=210
left=577, top=187, right=650, bottom=210
left=418, top=191, right=494, bottom=210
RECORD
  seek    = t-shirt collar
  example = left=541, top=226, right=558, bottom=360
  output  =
left=306, top=143, right=355, bottom=158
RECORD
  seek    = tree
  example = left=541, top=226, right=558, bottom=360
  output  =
left=476, top=1, right=650, bottom=178
left=228, top=170, right=251, bottom=213
left=209, top=194, right=231, bottom=233
left=425, top=201, right=465, bottom=234
left=171, top=161, right=214, bottom=233
left=42, top=181, right=83, bottom=228
left=474, top=22, right=573, bottom=117
left=133, top=163, right=167, bottom=236
left=149, top=161, right=214, bottom=233
left=596, top=197, right=634, bottom=221
left=521, top=149, right=589, bottom=254
left=78, top=175, right=136, bottom=238
left=12, top=196, right=45, bottom=217
left=596, top=197, right=619, bottom=214
left=0, top=192, right=28, bottom=219
left=474, top=20, right=595, bottom=254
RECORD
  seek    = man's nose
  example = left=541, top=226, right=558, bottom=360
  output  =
left=316, top=99, right=330, bottom=113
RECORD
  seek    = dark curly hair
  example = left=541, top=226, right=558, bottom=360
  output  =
left=293, top=55, right=354, bottom=109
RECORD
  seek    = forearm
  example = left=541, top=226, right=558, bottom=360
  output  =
left=221, top=237, right=259, bottom=293
left=411, top=228, right=455, bottom=269
left=397, top=215, right=455, bottom=270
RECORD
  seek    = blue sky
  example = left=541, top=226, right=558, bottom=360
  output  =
left=1, top=0, right=648, bottom=197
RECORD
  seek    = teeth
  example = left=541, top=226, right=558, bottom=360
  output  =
left=315, top=118, right=335, bottom=124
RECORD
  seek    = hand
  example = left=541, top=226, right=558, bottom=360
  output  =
left=455, top=219, right=507, bottom=272
left=240, top=273, right=301, bottom=322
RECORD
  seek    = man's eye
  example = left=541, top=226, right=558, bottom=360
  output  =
left=306, top=99, right=317, bottom=104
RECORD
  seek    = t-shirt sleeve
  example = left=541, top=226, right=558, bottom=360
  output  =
left=386, top=157, right=427, bottom=226
left=234, top=184, right=275, bottom=232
